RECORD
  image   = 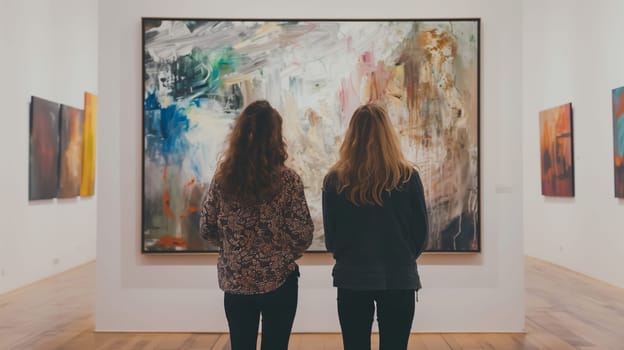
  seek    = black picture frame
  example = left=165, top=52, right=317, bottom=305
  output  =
left=141, top=17, right=481, bottom=254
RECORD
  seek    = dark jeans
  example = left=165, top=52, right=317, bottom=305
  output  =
left=224, top=269, right=299, bottom=350
left=337, top=288, right=415, bottom=350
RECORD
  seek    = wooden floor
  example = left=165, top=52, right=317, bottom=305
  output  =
left=1, top=258, right=623, bottom=349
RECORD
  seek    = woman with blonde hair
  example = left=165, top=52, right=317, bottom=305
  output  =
left=322, top=103, right=429, bottom=350
left=200, top=100, right=313, bottom=350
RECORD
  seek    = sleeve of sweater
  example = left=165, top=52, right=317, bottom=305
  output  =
left=199, top=180, right=220, bottom=246
left=284, top=172, right=314, bottom=258
left=410, top=170, right=429, bottom=258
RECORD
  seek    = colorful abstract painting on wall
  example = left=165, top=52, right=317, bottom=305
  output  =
left=539, top=103, right=575, bottom=197
left=29, top=96, right=61, bottom=200
left=142, top=19, right=481, bottom=253
left=58, top=105, right=85, bottom=198
left=613, top=86, right=624, bottom=198
left=80, top=92, right=97, bottom=197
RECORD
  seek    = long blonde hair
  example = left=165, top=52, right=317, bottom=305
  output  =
left=327, top=103, right=412, bottom=206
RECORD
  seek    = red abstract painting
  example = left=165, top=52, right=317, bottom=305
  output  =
left=29, top=96, right=61, bottom=200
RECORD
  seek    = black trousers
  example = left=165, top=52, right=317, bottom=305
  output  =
left=224, top=269, right=299, bottom=350
left=337, top=288, right=415, bottom=350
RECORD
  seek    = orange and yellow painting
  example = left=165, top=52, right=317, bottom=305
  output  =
left=539, top=103, right=575, bottom=197
left=80, top=92, right=97, bottom=197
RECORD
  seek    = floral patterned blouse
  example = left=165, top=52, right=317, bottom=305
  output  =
left=200, top=167, right=314, bottom=295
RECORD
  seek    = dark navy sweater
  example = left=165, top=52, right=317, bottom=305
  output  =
left=322, top=170, right=429, bottom=290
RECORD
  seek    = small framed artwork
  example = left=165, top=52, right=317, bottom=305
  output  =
left=58, top=105, right=85, bottom=198
left=80, top=92, right=97, bottom=197
left=29, top=96, right=61, bottom=200
left=539, top=103, right=575, bottom=197
left=613, top=86, right=624, bottom=198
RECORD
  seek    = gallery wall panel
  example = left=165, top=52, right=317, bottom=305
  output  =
left=522, top=0, right=624, bottom=288
left=97, top=0, right=524, bottom=333
left=0, top=0, right=98, bottom=295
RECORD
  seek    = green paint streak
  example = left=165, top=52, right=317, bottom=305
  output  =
left=174, top=47, right=243, bottom=94
left=209, top=47, right=241, bottom=87
left=174, top=48, right=214, bottom=92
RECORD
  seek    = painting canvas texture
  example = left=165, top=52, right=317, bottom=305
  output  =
left=30, top=96, right=61, bottom=200
left=142, top=19, right=480, bottom=253
left=58, top=105, right=85, bottom=198
left=614, top=86, right=624, bottom=198
left=539, top=103, right=575, bottom=197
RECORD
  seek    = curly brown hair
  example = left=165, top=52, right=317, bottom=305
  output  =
left=213, top=100, right=288, bottom=201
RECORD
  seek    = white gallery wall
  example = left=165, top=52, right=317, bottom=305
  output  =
left=0, top=0, right=98, bottom=294
left=97, top=0, right=525, bottom=332
left=523, top=0, right=624, bottom=288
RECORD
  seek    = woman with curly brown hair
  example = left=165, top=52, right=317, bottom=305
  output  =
left=200, top=100, right=313, bottom=350
left=323, top=103, right=429, bottom=350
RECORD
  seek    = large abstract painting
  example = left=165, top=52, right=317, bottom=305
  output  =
left=30, top=96, right=61, bottom=200
left=142, top=18, right=481, bottom=253
left=539, top=103, right=575, bottom=197
left=58, top=105, right=85, bottom=198
left=614, top=86, right=624, bottom=198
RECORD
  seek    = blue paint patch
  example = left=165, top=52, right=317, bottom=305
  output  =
left=614, top=87, right=624, bottom=157
left=159, top=106, right=191, bottom=165
left=617, top=116, right=624, bottom=157
left=145, top=92, right=161, bottom=110
left=145, top=110, right=161, bottom=136
left=143, top=104, right=193, bottom=168
left=190, top=98, right=202, bottom=108
left=144, top=110, right=163, bottom=161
